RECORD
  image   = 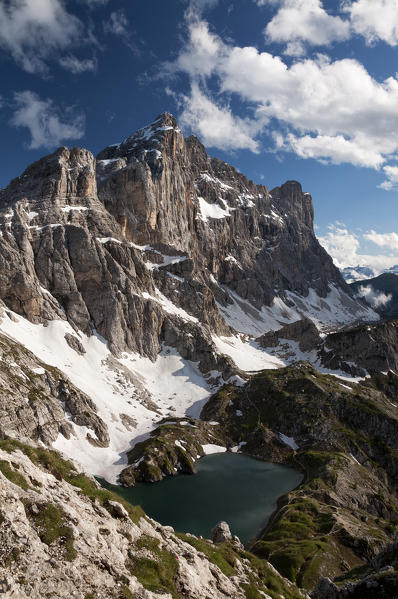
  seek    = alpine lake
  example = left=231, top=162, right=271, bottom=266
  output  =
left=99, top=452, right=303, bottom=546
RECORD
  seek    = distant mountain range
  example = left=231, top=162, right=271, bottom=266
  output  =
left=350, top=272, right=398, bottom=318
left=342, top=264, right=398, bottom=283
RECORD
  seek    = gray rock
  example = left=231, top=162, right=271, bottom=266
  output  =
left=107, top=500, right=128, bottom=519
left=257, top=317, right=321, bottom=352
left=211, top=521, right=233, bottom=544
left=64, top=333, right=86, bottom=355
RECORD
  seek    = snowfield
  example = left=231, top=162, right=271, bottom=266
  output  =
left=0, top=310, right=211, bottom=483
left=217, top=285, right=378, bottom=337
left=0, top=281, right=375, bottom=482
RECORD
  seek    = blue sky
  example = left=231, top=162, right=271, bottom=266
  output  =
left=2, top=0, right=398, bottom=274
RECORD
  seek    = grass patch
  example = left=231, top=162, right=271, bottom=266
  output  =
left=23, top=500, right=76, bottom=561
left=0, top=459, right=30, bottom=490
left=176, top=533, right=237, bottom=576
left=127, top=535, right=179, bottom=598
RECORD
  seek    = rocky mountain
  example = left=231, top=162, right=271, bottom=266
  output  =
left=1, top=112, right=396, bottom=597
left=0, top=111, right=376, bottom=480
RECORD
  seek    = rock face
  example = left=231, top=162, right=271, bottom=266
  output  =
left=0, top=327, right=109, bottom=448
left=322, top=319, right=398, bottom=375
left=0, top=111, right=377, bottom=475
left=0, top=113, right=374, bottom=363
left=257, top=317, right=321, bottom=352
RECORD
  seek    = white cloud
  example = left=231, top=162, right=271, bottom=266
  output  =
left=167, top=17, right=398, bottom=176
left=344, top=0, right=398, bottom=46
left=364, top=230, right=398, bottom=251
left=317, top=225, right=361, bottom=269
left=261, top=0, right=398, bottom=53
left=179, top=83, right=264, bottom=152
left=356, top=285, right=392, bottom=308
left=171, top=19, right=222, bottom=79
left=282, top=133, right=385, bottom=168
left=318, top=224, right=398, bottom=274
left=10, top=91, right=85, bottom=149
left=379, top=165, right=398, bottom=190
left=59, top=55, right=97, bottom=74
left=0, top=0, right=85, bottom=74
left=264, top=0, right=350, bottom=56
left=103, top=9, right=129, bottom=36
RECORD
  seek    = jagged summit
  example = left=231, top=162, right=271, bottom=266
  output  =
left=96, top=111, right=182, bottom=166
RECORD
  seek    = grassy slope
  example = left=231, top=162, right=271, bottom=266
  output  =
left=202, top=363, right=398, bottom=589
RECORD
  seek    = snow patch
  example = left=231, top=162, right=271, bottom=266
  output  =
left=201, top=444, right=227, bottom=455
left=279, top=433, right=299, bottom=451
left=197, top=197, right=232, bottom=222
left=212, top=335, right=285, bottom=372
left=0, top=312, right=213, bottom=483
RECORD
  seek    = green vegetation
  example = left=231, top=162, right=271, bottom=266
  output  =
left=176, top=533, right=237, bottom=576
left=251, top=490, right=337, bottom=588
left=126, top=535, right=179, bottom=598
left=0, top=459, right=31, bottom=490
left=0, top=438, right=144, bottom=524
left=23, top=500, right=76, bottom=561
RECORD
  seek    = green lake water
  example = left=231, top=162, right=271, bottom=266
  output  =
left=100, top=452, right=303, bottom=545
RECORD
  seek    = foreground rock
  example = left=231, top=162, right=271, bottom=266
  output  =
left=0, top=438, right=304, bottom=599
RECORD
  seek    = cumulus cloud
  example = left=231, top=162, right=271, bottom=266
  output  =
left=356, top=285, right=392, bottom=309
left=10, top=91, right=85, bottom=149
left=264, top=0, right=350, bottom=56
left=318, top=224, right=398, bottom=274
left=364, top=230, right=398, bottom=251
left=178, top=83, right=265, bottom=152
left=379, top=165, right=398, bottom=190
left=317, top=225, right=361, bottom=269
left=260, top=0, right=398, bottom=54
left=0, top=0, right=85, bottom=74
left=167, top=16, right=398, bottom=173
left=344, top=0, right=398, bottom=46
left=280, top=133, right=385, bottom=168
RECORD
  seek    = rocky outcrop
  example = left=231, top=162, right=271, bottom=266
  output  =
left=313, top=542, right=398, bottom=599
left=0, top=327, right=108, bottom=448
left=211, top=521, right=233, bottom=544
left=257, top=317, right=321, bottom=352
left=0, top=438, right=304, bottom=599
left=322, top=319, right=398, bottom=375
left=119, top=418, right=226, bottom=486
left=0, top=113, right=374, bottom=366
